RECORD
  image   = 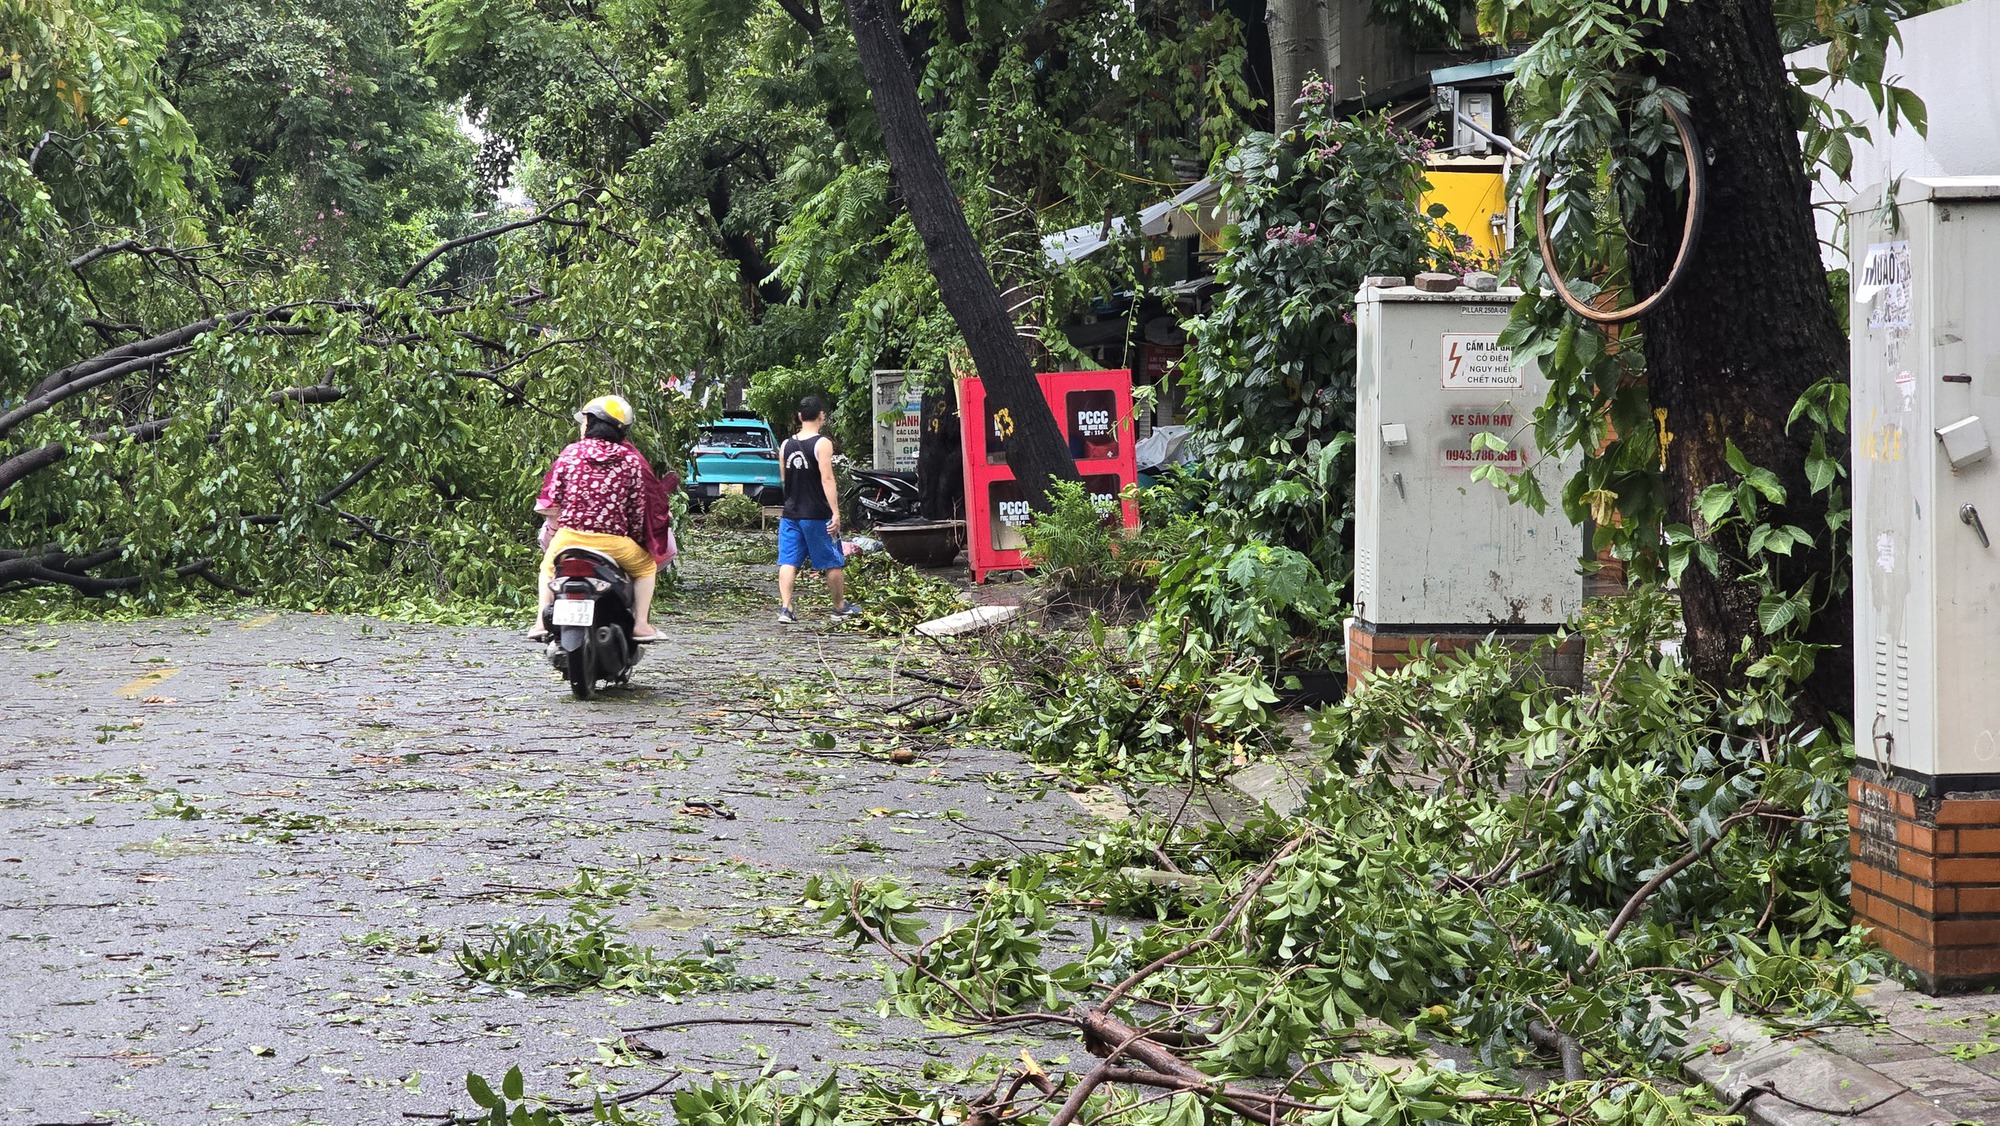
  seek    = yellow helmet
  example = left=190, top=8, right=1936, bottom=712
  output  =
left=578, top=394, right=635, bottom=428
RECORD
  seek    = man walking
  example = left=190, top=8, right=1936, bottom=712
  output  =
left=776, top=396, right=860, bottom=624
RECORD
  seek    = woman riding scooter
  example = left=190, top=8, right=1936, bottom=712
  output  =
left=529, top=395, right=662, bottom=642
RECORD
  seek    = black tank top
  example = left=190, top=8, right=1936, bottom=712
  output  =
left=779, top=434, right=832, bottom=520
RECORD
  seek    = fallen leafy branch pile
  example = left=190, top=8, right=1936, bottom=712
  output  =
left=951, top=621, right=1287, bottom=784
left=842, top=551, right=971, bottom=635
left=457, top=903, right=768, bottom=998
left=796, top=587, right=1873, bottom=1125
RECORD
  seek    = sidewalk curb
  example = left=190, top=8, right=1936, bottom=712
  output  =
left=1684, top=1011, right=1958, bottom=1126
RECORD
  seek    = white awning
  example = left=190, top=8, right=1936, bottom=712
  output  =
left=1041, top=178, right=1223, bottom=265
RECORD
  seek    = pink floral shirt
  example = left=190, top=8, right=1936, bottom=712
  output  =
left=541, top=439, right=646, bottom=539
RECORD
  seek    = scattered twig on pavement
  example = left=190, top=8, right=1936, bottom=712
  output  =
left=620, top=1016, right=813, bottom=1033
left=896, top=668, right=969, bottom=691
left=1727, top=1081, right=1906, bottom=1118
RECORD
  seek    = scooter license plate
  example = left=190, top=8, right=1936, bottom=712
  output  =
left=551, top=600, right=594, bottom=627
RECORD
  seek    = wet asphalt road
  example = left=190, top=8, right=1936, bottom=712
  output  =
left=0, top=603, right=1090, bottom=1125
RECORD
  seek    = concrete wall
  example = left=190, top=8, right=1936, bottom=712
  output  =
left=1794, top=0, right=2000, bottom=267
left=1326, top=0, right=1420, bottom=102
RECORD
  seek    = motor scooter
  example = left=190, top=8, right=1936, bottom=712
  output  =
left=847, top=467, right=922, bottom=526
left=541, top=546, right=643, bottom=699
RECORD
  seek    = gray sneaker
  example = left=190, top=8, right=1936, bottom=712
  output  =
left=830, top=602, right=864, bottom=619
left=778, top=606, right=799, bottom=625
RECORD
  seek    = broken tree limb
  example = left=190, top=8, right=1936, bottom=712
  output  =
left=896, top=668, right=970, bottom=691
left=1098, top=835, right=1305, bottom=1010
left=28, top=312, right=252, bottom=399
left=8, top=554, right=236, bottom=596
left=1582, top=800, right=1776, bottom=973
left=396, top=191, right=598, bottom=288
left=844, top=880, right=1010, bottom=1021
left=315, top=455, right=387, bottom=507
left=20, top=210, right=590, bottom=441
left=0, top=346, right=197, bottom=441
left=1526, top=1021, right=1586, bottom=1083
left=0, top=385, right=343, bottom=498
left=1071, top=1010, right=1289, bottom=1122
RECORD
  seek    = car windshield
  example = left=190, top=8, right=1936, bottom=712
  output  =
left=697, top=427, right=772, bottom=450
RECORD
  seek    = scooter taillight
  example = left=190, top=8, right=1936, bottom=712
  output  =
left=556, top=558, right=598, bottom=578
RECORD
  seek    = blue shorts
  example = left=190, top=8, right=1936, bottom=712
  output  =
left=777, top=518, right=844, bottom=571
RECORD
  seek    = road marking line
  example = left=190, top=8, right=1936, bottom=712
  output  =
left=116, top=668, right=179, bottom=697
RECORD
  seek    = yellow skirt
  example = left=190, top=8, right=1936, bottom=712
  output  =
left=540, top=528, right=657, bottom=580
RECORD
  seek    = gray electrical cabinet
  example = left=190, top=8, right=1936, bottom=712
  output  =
left=1850, top=178, right=2000, bottom=783
left=1353, top=284, right=1582, bottom=628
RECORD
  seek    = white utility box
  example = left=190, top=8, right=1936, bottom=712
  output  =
left=1850, top=178, right=2000, bottom=782
left=1353, top=284, right=1582, bottom=629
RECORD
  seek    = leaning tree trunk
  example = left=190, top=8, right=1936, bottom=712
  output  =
left=1266, top=0, right=1326, bottom=135
left=1627, top=0, right=1851, bottom=720
left=845, top=0, right=1081, bottom=512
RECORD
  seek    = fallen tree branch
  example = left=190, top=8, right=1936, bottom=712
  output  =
left=316, top=455, right=387, bottom=507
left=28, top=314, right=244, bottom=399
left=0, top=385, right=342, bottom=498
left=397, top=192, right=597, bottom=288
left=0, top=346, right=196, bottom=441
left=1583, top=801, right=1777, bottom=972
left=844, top=880, right=1005, bottom=1020
left=1526, top=1021, right=1586, bottom=1083
left=1099, top=834, right=1305, bottom=1010
left=618, top=1016, right=811, bottom=1033
left=10, top=555, right=232, bottom=596
left=68, top=238, right=226, bottom=273
left=1071, top=1010, right=1287, bottom=1123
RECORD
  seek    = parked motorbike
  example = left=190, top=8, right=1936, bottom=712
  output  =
left=541, top=546, right=643, bottom=699
left=847, top=467, right=922, bottom=526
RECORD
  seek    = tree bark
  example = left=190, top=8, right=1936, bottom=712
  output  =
left=1266, top=0, right=1326, bottom=135
left=1626, top=0, right=1850, bottom=720
left=844, top=0, right=1080, bottom=512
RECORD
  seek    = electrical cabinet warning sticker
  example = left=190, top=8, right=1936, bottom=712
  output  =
left=1440, top=334, right=1520, bottom=390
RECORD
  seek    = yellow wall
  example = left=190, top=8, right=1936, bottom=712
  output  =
left=1421, top=170, right=1507, bottom=267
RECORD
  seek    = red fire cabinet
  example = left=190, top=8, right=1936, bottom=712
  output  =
left=957, top=369, right=1141, bottom=584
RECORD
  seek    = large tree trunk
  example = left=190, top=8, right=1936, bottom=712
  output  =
left=844, top=0, right=1081, bottom=513
left=1626, top=0, right=1850, bottom=721
left=1266, top=0, right=1326, bottom=134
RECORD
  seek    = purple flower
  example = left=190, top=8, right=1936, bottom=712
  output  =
left=1267, top=222, right=1323, bottom=248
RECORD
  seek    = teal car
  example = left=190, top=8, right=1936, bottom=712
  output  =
left=687, top=413, right=784, bottom=511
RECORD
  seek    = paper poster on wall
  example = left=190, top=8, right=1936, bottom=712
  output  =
left=1856, top=240, right=1911, bottom=330
left=871, top=370, right=924, bottom=472
left=1439, top=334, right=1520, bottom=389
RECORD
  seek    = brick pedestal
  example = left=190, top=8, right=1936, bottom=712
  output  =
left=1344, top=619, right=1583, bottom=692
left=1849, top=768, right=2000, bottom=992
